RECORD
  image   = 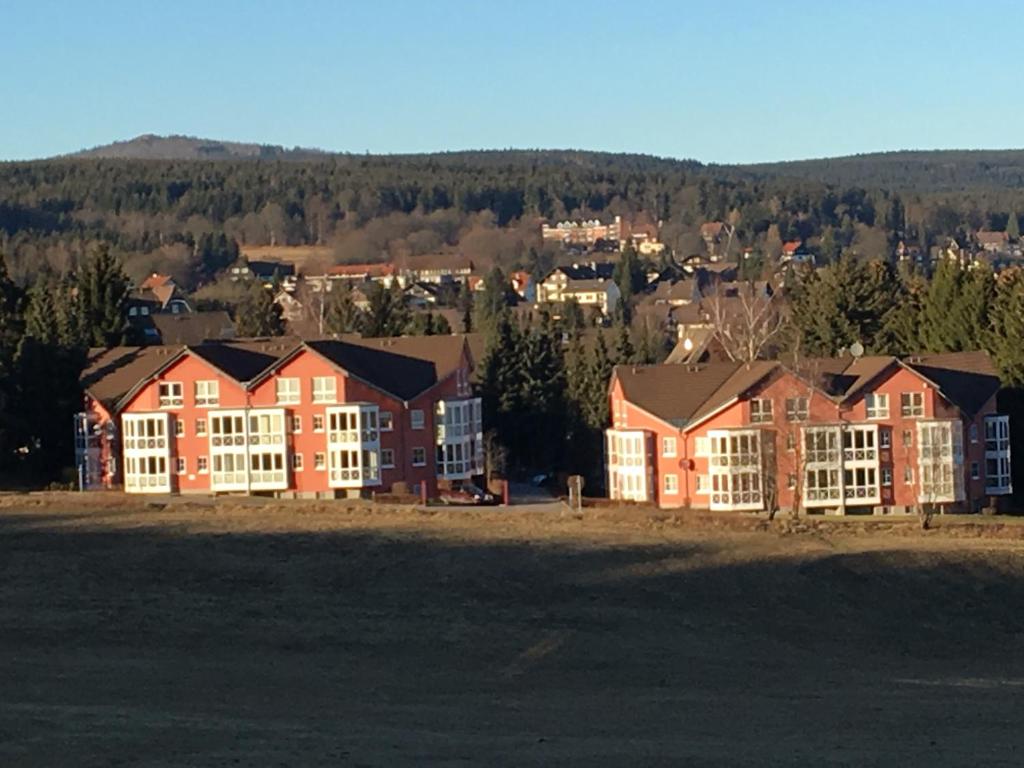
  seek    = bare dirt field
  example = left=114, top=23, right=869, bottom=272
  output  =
left=3, top=494, right=1024, bottom=766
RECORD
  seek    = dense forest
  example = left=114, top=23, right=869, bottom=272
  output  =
left=4, top=143, right=1024, bottom=291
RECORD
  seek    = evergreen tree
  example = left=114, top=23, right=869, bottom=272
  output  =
left=235, top=282, right=285, bottom=337
left=77, top=244, right=129, bottom=347
left=917, top=259, right=993, bottom=353
left=0, top=253, right=25, bottom=473
left=789, top=254, right=903, bottom=355
left=324, top=282, right=364, bottom=335
left=1008, top=211, right=1021, bottom=242
left=479, top=310, right=525, bottom=470
left=474, top=267, right=515, bottom=332
left=991, top=267, right=1024, bottom=386
left=615, top=320, right=636, bottom=363
left=589, top=331, right=615, bottom=427
left=520, top=311, right=567, bottom=471
left=361, top=282, right=410, bottom=337
left=613, top=242, right=646, bottom=313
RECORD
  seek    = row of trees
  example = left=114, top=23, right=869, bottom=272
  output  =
left=0, top=246, right=131, bottom=482
left=477, top=307, right=656, bottom=491
left=787, top=255, right=1024, bottom=387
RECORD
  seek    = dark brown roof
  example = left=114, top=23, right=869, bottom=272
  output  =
left=189, top=339, right=300, bottom=383
left=616, top=350, right=1002, bottom=428
left=306, top=340, right=439, bottom=401
left=614, top=361, right=770, bottom=427
left=152, top=311, right=235, bottom=345
left=904, top=351, right=1001, bottom=416
left=81, top=346, right=184, bottom=410
left=342, top=335, right=470, bottom=383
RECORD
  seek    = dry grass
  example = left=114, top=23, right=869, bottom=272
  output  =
left=3, top=494, right=1024, bottom=766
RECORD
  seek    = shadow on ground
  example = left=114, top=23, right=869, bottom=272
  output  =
left=2, top=510, right=1023, bottom=766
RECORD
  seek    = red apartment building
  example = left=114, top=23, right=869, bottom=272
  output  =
left=75, top=336, right=483, bottom=498
left=606, top=352, right=1012, bottom=514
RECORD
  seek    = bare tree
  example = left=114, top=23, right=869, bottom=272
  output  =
left=707, top=282, right=788, bottom=366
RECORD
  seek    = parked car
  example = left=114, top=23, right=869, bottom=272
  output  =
left=439, top=483, right=496, bottom=506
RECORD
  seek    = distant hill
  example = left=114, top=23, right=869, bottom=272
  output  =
left=69, top=134, right=329, bottom=161
left=728, top=149, right=1024, bottom=191
left=64, top=136, right=1024, bottom=192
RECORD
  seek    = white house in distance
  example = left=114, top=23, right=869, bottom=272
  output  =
left=536, top=263, right=621, bottom=316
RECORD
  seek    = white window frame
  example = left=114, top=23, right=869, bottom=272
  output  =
left=314, top=452, right=326, bottom=471
left=785, top=397, right=808, bottom=423
left=313, top=414, right=325, bottom=433
left=901, top=391, right=924, bottom=418
left=381, top=448, right=396, bottom=468
left=694, top=474, right=709, bottom=495
left=176, top=457, right=186, bottom=475
left=174, top=419, right=185, bottom=437
left=865, top=392, right=889, bottom=419
left=195, top=418, right=207, bottom=436
left=750, top=398, right=773, bottom=424
left=881, top=467, right=893, bottom=486
left=662, top=436, right=677, bottom=458
left=412, top=446, right=427, bottom=466
left=380, top=411, right=394, bottom=432
left=291, top=416, right=302, bottom=434
left=312, top=376, right=337, bottom=404
left=276, top=377, right=300, bottom=405
left=663, top=473, right=679, bottom=494
left=158, top=381, right=183, bottom=408
left=194, top=380, right=219, bottom=407
left=410, top=409, right=425, bottom=430
left=292, top=453, right=303, bottom=471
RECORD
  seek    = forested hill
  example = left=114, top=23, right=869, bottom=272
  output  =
left=730, top=150, right=1024, bottom=191
left=70, top=134, right=330, bottom=161
left=65, top=135, right=702, bottom=173
left=60, top=135, right=1024, bottom=191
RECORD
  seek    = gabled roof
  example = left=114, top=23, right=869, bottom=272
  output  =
left=81, top=346, right=184, bottom=411
left=903, top=351, right=1001, bottom=417
left=615, top=350, right=1003, bottom=430
left=342, top=335, right=470, bottom=383
left=140, top=273, right=174, bottom=291
left=188, top=338, right=300, bottom=383
left=305, top=340, right=439, bottom=402
left=614, top=361, right=774, bottom=428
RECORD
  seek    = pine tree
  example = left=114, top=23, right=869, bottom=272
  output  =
left=0, top=253, right=25, bottom=474
left=324, top=283, right=364, bottom=335
left=991, top=267, right=1024, bottom=386
left=520, top=310, right=567, bottom=471
left=790, top=254, right=904, bottom=355
left=588, top=331, right=615, bottom=429
left=236, top=282, right=284, bottom=337
left=1008, top=211, right=1020, bottom=242
left=77, top=244, right=129, bottom=347
left=361, top=282, right=410, bottom=338
left=479, top=310, right=525, bottom=470
left=615, top=320, right=636, bottom=363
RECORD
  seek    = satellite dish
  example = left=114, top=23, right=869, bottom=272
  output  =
left=850, top=341, right=865, bottom=358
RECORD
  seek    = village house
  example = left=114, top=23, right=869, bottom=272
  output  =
left=127, top=274, right=193, bottom=318
left=780, top=241, right=812, bottom=264
left=535, top=262, right=616, bottom=303
left=976, top=230, right=1010, bottom=253
left=74, top=336, right=483, bottom=499
left=606, top=351, right=1011, bottom=515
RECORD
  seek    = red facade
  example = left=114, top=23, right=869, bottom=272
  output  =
left=76, top=338, right=483, bottom=498
left=607, top=355, right=1011, bottom=514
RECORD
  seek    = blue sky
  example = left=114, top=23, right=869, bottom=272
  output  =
left=2, top=0, right=1019, bottom=162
